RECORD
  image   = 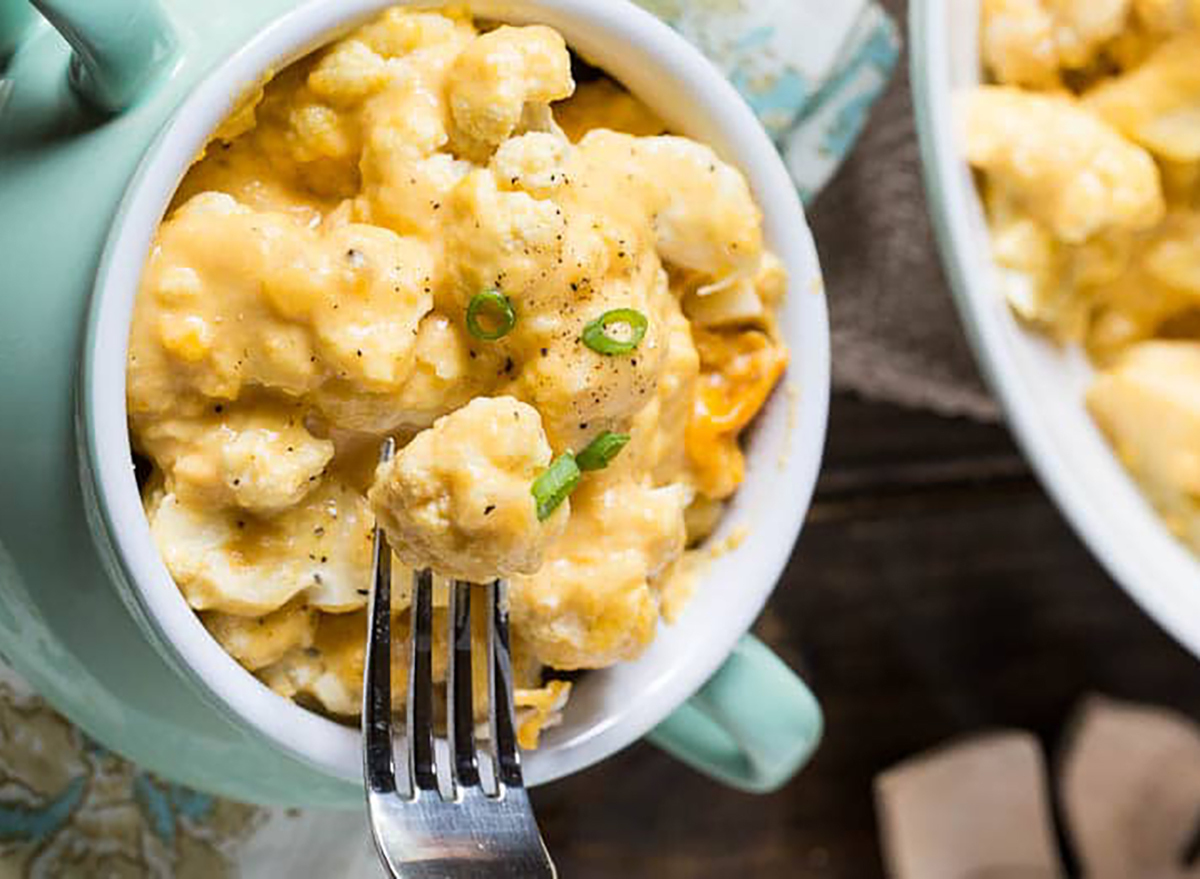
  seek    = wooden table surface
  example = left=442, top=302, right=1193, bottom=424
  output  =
left=531, top=392, right=1200, bottom=878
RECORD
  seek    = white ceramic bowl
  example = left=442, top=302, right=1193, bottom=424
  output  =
left=912, top=0, right=1200, bottom=658
left=85, top=0, right=830, bottom=789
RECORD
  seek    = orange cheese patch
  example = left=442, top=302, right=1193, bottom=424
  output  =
left=686, top=329, right=788, bottom=500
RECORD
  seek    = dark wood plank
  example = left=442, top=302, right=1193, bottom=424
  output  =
left=532, top=392, right=1200, bottom=878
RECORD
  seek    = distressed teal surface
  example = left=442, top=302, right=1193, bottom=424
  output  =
left=638, top=0, right=900, bottom=201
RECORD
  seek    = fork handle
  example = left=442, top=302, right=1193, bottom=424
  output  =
left=647, top=635, right=822, bottom=794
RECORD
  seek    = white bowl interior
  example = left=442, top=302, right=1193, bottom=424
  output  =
left=87, top=0, right=830, bottom=787
left=914, top=0, right=1200, bottom=658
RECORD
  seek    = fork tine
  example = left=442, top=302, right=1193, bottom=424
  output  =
left=448, top=580, right=480, bottom=790
left=363, top=439, right=396, bottom=796
left=407, top=568, right=437, bottom=793
left=488, top=580, right=523, bottom=790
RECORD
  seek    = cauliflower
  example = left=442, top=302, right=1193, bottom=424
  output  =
left=129, top=193, right=435, bottom=418
left=446, top=25, right=574, bottom=158
left=509, top=478, right=688, bottom=669
left=982, top=0, right=1130, bottom=86
left=146, top=478, right=374, bottom=616
left=964, top=87, right=1164, bottom=243
left=369, top=397, right=566, bottom=581
left=203, top=603, right=317, bottom=671
left=1085, top=34, right=1200, bottom=162
left=576, top=132, right=764, bottom=283
left=1089, top=342, right=1200, bottom=550
left=135, top=402, right=333, bottom=515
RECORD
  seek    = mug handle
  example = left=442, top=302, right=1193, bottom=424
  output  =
left=647, top=635, right=823, bottom=793
left=28, top=0, right=179, bottom=111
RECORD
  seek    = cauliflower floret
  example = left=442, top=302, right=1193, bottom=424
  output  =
left=621, top=297, right=700, bottom=484
left=312, top=312, right=497, bottom=434
left=1050, top=0, right=1131, bottom=67
left=982, top=0, right=1061, bottom=86
left=307, top=39, right=393, bottom=106
left=1088, top=342, right=1200, bottom=550
left=980, top=186, right=1084, bottom=340
left=147, top=477, right=374, bottom=616
left=355, top=8, right=475, bottom=60
left=356, top=86, right=467, bottom=237
left=1134, top=0, right=1196, bottom=33
left=445, top=25, right=574, bottom=158
left=260, top=611, right=386, bottom=715
left=1085, top=35, right=1200, bottom=162
left=128, top=193, right=434, bottom=418
left=369, top=397, right=566, bottom=581
left=964, top=87, right=1165, bottom=244
left=491, top=132, right=571, bottom=199
left=510, top=242, right=671, bottom=450
left=982, top=0, right=1130, bottom=86
left=442, top=169, right=567, bottom=309
left=509, top=478, right=688, bottom=669
left=135, top=402, right=334, bottom=515
left=203, top=603, right=317, bottom=671
left=261, top=602, right=487, bottom=717
left=576, top=132, right=764, bottom=283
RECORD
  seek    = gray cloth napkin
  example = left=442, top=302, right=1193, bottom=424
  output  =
left=810, top=0, right=1000, bottom=421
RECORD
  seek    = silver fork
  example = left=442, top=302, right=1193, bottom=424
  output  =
left=362, top=440, right=557, bottom=878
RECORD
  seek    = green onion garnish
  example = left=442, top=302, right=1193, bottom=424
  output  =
left=532, top=453, right=581, bottom=521
left=576, top=432, right=630, bottom=471
left=581, top=308, right=647, bottom=355
left=466, top=290, right=516, bottom=340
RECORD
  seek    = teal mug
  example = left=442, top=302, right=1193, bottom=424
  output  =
left=0, top=0, right=830, bottom=806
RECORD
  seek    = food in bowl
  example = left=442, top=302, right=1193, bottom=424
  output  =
left=127, top=7, right=789, bottom=747
left=965, top=0, right=1200, bottom=554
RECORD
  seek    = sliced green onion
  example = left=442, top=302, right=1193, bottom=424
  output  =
left=466, top=290, right=516, bottom=340
left=532, top=452, right=581, bottom=521
left=576, top=432, right=630, bottom=471
left=582, top=308, right=648, bottom=355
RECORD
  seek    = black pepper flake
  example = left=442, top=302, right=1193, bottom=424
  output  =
left=320, top=555, right=328, bottom=563
left=469, top=350, right=477, bottom=360
left=313, top=572, right=323, bottom=585
left=502, top=357, right=514, bottom=374
left=540, top=347, right=548, bottom=357
left=356, top=349, right=363, bottom=357
left=484, top=504, right=496, bottom=515
left=286, top=446, right=294, bottom=452
left=314, top=526, right=325, bottom=536
left=232, top=478, right=240, bottom=486
left=236, top=520, right=245, bottom=529
left=213, top=404, right=224, bottom=414
left=579, top=422, right=588, bottom=429
left=356, top=589, right=369, bottom=596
